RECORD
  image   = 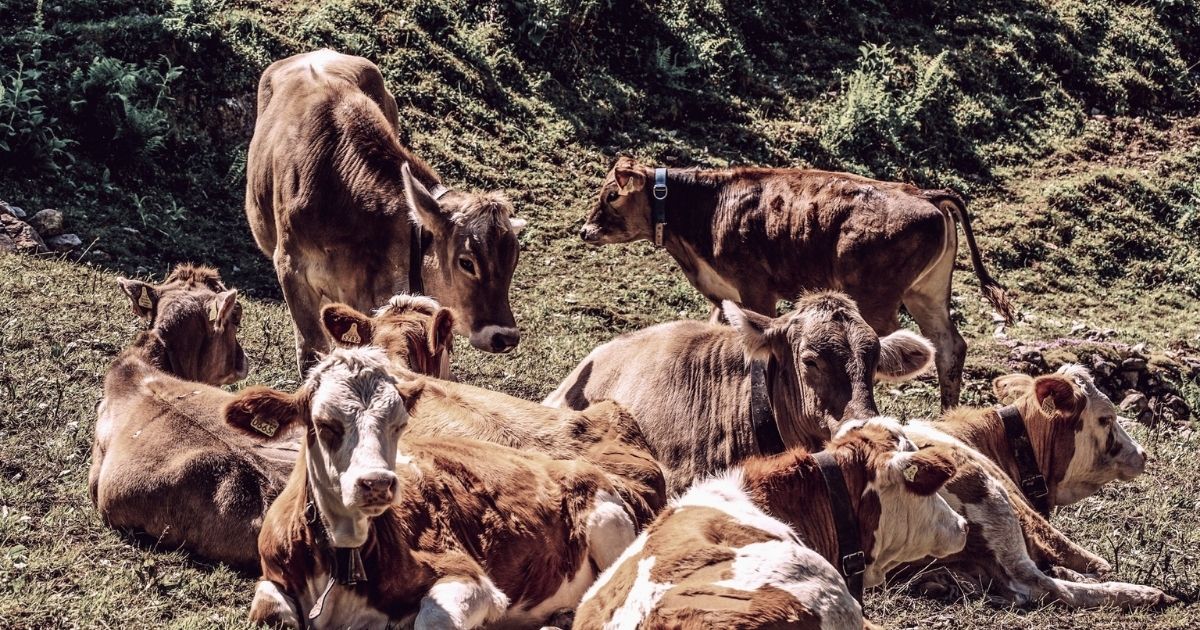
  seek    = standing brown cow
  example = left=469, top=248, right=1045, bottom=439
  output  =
left=580, top=157, right=1014, bottom=407
left=246, top=49, right=525, bottom=374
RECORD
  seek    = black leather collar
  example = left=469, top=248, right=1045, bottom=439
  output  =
left=813, top=451, right=866, bottom=605
left=304, top=482, right=368, bottom=620
left=750, top=359, right=785, bottom=455
left=997, top=405, right=1051, bottom=518
left=651, top=167, right=668, bottom=247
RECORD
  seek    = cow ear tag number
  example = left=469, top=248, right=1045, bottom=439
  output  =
left=250, top=415, right=279, bottom=438
left=138, top=286, right=153, bottom=309
left=903, top=464, right=918, bottom=483
left=341, top=323, right=362, bottom=344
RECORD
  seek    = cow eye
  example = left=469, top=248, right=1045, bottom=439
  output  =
left=606, top=191, right=620, bottom=203
left=1098, top=416, right=1112, bottom=427
left=458, top=258, right=476, bottom=275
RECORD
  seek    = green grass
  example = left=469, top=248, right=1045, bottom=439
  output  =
left=1, top=0, right=1199, bottom=627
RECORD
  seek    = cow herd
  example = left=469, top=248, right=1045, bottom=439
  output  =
left=86, top=49, right=1176, bottom=628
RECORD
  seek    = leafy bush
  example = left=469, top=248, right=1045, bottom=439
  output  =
left=67, top=55, right=182, bottom=165
left=0, top=46, right=73, bottom=172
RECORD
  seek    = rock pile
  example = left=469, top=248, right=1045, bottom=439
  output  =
left=0, top=201, right=82, bottom=254
left=1006, top=339, right=1196, bottom=426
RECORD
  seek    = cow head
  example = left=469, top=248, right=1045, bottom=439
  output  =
left=401, top=162, right=524, bottom=354
left=831, top=417, right=967, bottom=587
left=723, top=292, right=935, bottom=444
left=225, top=347, right=409, bottom=547
left=117, top=264, right=248, bottom=385
left=993, top=365, right=1148, bottom=505
left=321, top=295, right=454, bottom=379
left=581, top=156, right=653, bottom=244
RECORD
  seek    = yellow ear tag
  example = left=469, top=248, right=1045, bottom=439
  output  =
left=903, top=465, right=918, bottom=483
left=250, top=416, right=278, bottom=438
left=1041, top=395, right=1057, bottom=417
left=341, top=323, right=362, bottom=344
left=208, top=300, right=220, bottom=322
left=138, top=286, right=153, bottom=309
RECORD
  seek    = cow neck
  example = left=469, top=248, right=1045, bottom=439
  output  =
left=648, top=169, right=721, bottom=258
left=996, top=405, right=1052, bottom=518
left=762, top=352, right=827, bottom=451
left=122, top=327, right=202, bottom=382
left=745, top=447, right=870, bottom=605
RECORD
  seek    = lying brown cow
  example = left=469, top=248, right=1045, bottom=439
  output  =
left=320, top=296, right=666, bottom=524
left=574, top=418, right=969, bottom=629
left=89, top=265, right=287, bottom=567
left=227, top=347, right=643, bottom=628
left=894, top=366, right=1172, bottom=608
left=581, top=157, right=1015, bottom=408
left=246, top=49, right=525, bottom=373
left=89, top=269, right=447, bottom=568
left=545, top=291, right=936, bottom=493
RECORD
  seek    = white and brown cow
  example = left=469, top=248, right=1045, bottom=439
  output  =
left=227, top=347, right=643, bottom=628
left=580, top=157, right=1016, bottom=408
left=545, top=291, right=936, bottom=493
left=246, top=49, right=525, bottom=373
left=891, top=366, right=1172, bottom=608
left=574, top=418, right=969, bottom=629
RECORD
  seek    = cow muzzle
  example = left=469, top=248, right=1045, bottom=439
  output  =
left=348, top=470, right=398, bottom=514
left=469, top=325, right=520, bottom=353
left=579, top=223, right=603, bottom=243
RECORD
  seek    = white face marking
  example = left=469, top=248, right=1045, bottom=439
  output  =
left=1056, top=366, right=1147, bottom=504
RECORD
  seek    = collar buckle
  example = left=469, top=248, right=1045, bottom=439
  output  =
left=652, top=183, right=668, bottom=200
left=842, top=550, right=866, bottom=577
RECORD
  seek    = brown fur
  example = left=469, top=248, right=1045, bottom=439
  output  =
left=582, top=157, right=1014, bottom=408
left=245, top=49, right=521, bottom=372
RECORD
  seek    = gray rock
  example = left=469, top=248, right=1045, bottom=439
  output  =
left=1120, top=370, right=1140, bottom=388
left=46, top=233, right=82, bottom=252
left=1119, top=392, right=1148, bottom=413
left=28, top=209, right=64, bottom=237
left=0, top=233, right=16, bottom=254
left=1130, top=342, right=1148, bottom=356
left=1121, top=357, right=1147, bottom=371
left=0, top=214, right=47, bottom=254
left=0, top=201, right=27, bottom=219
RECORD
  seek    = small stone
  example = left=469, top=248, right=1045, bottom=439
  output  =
left=1092, top=357, right=1117, bottom=377
left=0, top=214, right=47, bottom=253
left=0, top=233, right=16, bottom=254
left=46, top=233, right=81, bottom=252
left=1121, top=357, right=1147, bottom=371
left=1121, top=370, right=1140, bottom=388
left=1070, top=323, right=1087, bottom=335
left=0, top=201, right=27, bottom=219
left=28, top=208, right=64, bottom=237
left=1130, top=343, right=1147, bottom=356
left=1119, top=392, right=1148, bottom=413
left=89, top=250, right=112, bottom=262
left=1136, top=409, right=1155, bottom=425
left=1018, top=347, right=1044, bottom=365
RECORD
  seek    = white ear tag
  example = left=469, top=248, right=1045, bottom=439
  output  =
left=138, top=286, right=153, bottom=309
left=903, top=465, right=918, bottom=483
left=341, top=323, right=362, bottom=344
left=208, top=300, right=220, bottom=322
left=250, top=416, right=279, bottom=437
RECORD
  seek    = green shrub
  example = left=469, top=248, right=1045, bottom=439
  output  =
left=0, top=46, right=73, bottom=172
left=67, top=55, right=182, bottom=165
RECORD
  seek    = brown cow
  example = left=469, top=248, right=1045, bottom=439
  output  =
left=320, top=295, right=667, bottom=524
left=227, top=347, right=642, bottom=628
left=246, top=49, right=525, bottom=373
left=544, top=291, right=937, bottom=493
left=580, top=157, right=1015, bottom=408
left=574, top=417, right=969, bottom=629
left=891, top=366, right=1172, bottom=608
left=88, top=271, right=447, bottom=568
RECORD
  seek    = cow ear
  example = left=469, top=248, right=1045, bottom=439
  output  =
left=876, top=330, right=935, bottom=382
left=225, top=386, right=304, bottom=440
left=993, top=373, right=1034, bottom=404
left=613, top=158, right=646, bottom=195
left=899, top=446, right=958, bottom=496
left=117, top=278, right=157, bottom=320
left=402, top=162, right=452, bottom=236
left=322, top=303, right=373, bottom=347
left=508, top=216, right=527, bottom=236
left=209, top=289, right=239, bottom=332
left=1032, top=375, right=1081, bottom=418
left=427, top=307, right=455, bottom=360
left=395, top=379, right=425, bottom=414
left=723, top=300, right=774, bottom=362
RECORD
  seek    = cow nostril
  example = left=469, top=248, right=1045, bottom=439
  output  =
left=491, top=331, right=520, bottom=352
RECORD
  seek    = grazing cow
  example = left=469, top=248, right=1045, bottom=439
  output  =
left=320, top=295, right=667, bottom=524
left=580, top=157, right=1015, bottom=408
left=226, top=348, right=641, bottom=628
left=88, top=265, right=285, bottom=567
left=574, top=418, right=969, bottom=629
left=246, top=49, right=525, bottom=373
left=88, top=271, right=448, bottom=568
left=544, top=292, right=937, bottom=493
left=888, top=366, right=1172, bottom=608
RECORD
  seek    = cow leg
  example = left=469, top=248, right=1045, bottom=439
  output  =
left=586, top=490, right=637, bottom=570
left=415, top=574, right=510, bottom=630
left=249, top=580, right=301, bottom=628
left=1017, top=505, right=1111, bottom=575
left=902, top=273, right=965, bottom=409
left=274, top=249, right=326, bottom=375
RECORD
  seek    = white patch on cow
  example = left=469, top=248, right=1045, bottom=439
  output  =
left=586, top=490, right=638, bottom=570
left=678, top=241, right=741, bottom=303
left=672, top=469, right=798, bottom=543
left=376, top=293, right=442, bottom=316
left=1056, top=364, right=1147, bottom=504
left=295, top=572, right=390, bottom=630
left=602, top=556, right=673, bottom=630
left=509, top=216, right=527, bottom=235
left=305, top=48, right=343, bottom=75
left=415, top=576, right=509, bottom=630
left=580, top=530, right=650, bottom=607
left=250, top=580, right=301, bottom=628
left=713, top=540, right=862, bottom=630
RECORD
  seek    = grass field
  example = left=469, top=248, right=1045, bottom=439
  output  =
left=1, top=0, right=1199, bottom=627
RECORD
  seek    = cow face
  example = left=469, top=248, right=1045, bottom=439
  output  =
left=321, top=295, right=455, bottom=379
left=117, top=264, right=248, bottom=385
left=401, top=163, right=524, bottom=354
left=225, top=348, right=408, bottom=546
left=833, top=418, right=968, bottom=587
left=581, top=157, right=653, bottom=244
left=994, top=365, right=1148, bottom=505
left=723, top=293, right=935, bottom=437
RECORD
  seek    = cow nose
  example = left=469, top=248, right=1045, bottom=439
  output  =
left=490, top=329, right=520, bottom=353
left=357, top=473, right=397, bottom=503
left=580, top=225, right=599, bottom=243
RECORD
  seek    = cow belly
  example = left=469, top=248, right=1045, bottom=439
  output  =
left=682, top=247, right=741, bottom=303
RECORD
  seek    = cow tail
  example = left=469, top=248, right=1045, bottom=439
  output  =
left=927, top=189, right=1017, bottom=325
